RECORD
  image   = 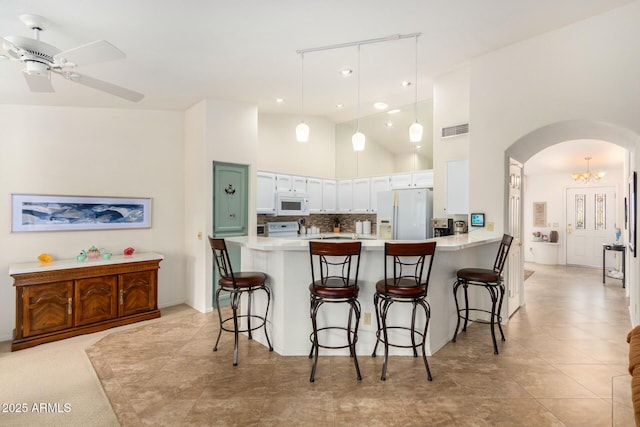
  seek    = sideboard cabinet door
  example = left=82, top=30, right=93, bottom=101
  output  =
left=119, top=270, right=157, bottom=317
left=22, top=281, right=73, bottom=337
left=75, top=276, right=118, bottom=326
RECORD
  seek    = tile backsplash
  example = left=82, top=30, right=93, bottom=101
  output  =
left=258, top=213, right=377, bottom=234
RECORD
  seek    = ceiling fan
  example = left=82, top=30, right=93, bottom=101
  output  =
left=0, top=14, right=143, bottom=102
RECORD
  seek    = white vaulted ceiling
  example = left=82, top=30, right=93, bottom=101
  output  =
left=0, top=0, right=635, bottom=160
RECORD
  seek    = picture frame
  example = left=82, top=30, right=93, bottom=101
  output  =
left=533, top=202, right=546, bottom=228
left=11, top=194, right=152, bottom=232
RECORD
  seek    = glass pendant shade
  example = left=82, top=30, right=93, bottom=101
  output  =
left=296, top=121, right=309, bottom=143
left=409, top=121, right=423, bottom=143
left=571, top=157, right=605, bottom=183
left=352, top=131, right=365, bottom=151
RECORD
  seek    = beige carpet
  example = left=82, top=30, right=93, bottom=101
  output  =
left=0, top=305, right=195, bottom=426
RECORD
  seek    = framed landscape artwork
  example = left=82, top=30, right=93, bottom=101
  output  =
left=11, top=194, right=152, bottom=232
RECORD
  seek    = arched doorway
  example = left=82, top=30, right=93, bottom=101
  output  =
left=504, top=120, right=637, bottom=321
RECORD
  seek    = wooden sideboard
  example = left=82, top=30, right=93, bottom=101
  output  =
left=10, top=253, right=163, bottom=351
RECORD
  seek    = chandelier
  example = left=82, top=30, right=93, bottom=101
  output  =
left=571, top=156, right=605, bottom=183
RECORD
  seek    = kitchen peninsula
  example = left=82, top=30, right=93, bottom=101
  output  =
left=225, top=232, right=501, bottom=357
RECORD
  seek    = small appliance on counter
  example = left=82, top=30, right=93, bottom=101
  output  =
left=454, top=220, right=468, bottom=235
left=264, top=221, right=299, bottom=237
left=431, top=218, right=453, bottom=237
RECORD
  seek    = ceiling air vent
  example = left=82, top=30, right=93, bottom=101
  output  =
left=441, top=123, right=469, bottom=139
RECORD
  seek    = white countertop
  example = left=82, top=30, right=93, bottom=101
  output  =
left=226, top=230, right=502, bottom=252
left=9, top=252, right=165, bottom=275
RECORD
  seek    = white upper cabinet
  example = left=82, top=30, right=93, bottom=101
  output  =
left=257, top=172, right=277, bottom=214
left=412, top=170, right=434, bottom=188
left=389, top=170, right=434, bottom=189
left=292, top=175, right=307, bottom=193
left=369, top=175, right=390, bottom=212
left=257, top=170, right=431, bottom=214
left=275, top=174, right=307, bottom=193
left=322, top=179, right=337, bottom=213
left=337, top=179, right=353, bottom=213
left=306, top=177, right=323, bottom=213
left=352, top=178, right=371, bottom=213
left=446, top=159, right=469, bottom=214
left=389, top=173, right=413, bottom=189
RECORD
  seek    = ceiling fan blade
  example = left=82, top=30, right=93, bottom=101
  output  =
left=23, top=72, right=55, bottom=92
left=54, top=70, right=143, bottom=102
left=1, top=36, right=18, bottom=53
left=53, top=40, right=125, bottom=66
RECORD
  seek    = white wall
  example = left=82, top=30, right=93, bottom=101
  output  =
left=454, top=1, right=640, bottom=323
left=258, top=114, right=335, bottom=178
left=433, top=67, right=470, bottom=217
left=522, top=169, right=623, bottom=264
left=0, top=105, right=185, bottom=341
left=335, top=123, right=397, bottom=179
left=183, top=100, right=258, bottom=313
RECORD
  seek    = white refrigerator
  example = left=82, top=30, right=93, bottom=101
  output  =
left=376, top=188, right=433, bottom=240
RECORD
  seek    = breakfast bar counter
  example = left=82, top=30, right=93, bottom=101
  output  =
left=225, top=232, right=501, bottom=356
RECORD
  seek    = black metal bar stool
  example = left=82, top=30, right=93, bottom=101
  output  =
left=371, top=241, right=437, bottom=381
left=209, top=237, right=273, bottom=366
left=452, top=234, right=513, bottom=354
left=308, top=241, right=362, bottom=383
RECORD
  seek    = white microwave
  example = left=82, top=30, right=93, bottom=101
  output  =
left=275, top=193, right=309, bottom=216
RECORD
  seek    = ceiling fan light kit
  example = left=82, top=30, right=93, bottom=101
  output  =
left=0, top=14, right=144, bottom=102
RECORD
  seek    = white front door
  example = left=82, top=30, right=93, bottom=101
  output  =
left=507, top=160, right=523, bottom=317
left=566, top=186, right=616, bottom=267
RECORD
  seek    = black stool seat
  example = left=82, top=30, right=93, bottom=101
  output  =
left=375, top=278, right=426, bottom=297
left=219, top=272, right=267, bottom=288
left=209, top=237, right=273, bottom=366
left=456, top=268, right=500, bottom=283
left=452, top=234, right=513, bottom=355
left=371, top=241, right=437, bottom=381
left=308, top=241, right=362, bottom=383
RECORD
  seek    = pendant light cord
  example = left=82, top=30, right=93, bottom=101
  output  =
left=414, top=35, right=418, bottom=122
left=300, top=53, right=305, bottom=121
left=356, top=44, right=361, bottom=132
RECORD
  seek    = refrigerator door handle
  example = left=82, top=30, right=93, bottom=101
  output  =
left=393, top=203, right=399, bottom=239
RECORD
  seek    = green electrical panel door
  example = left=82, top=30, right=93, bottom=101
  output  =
left=213, top=162, right=248, bottom=237
left=212, top=162, right=248, bottom=308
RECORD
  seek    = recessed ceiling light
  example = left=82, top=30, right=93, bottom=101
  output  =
left=340, top=68, right=353, bottom=76
left=374, top=102, right=388, bottom=110
left=336, top=103, right=344, bottom=108
left=385, top=122, right=393, bottom=128
left=275, top=98, right=285, bottom=103
left=401, top=81, right=411, bottom=87
left=387, top=109, right=401, bottom=114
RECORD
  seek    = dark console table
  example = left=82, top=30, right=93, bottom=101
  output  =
left=602, top=244, right=625, bottom=288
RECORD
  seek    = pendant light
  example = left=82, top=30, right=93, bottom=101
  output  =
left=571, top=156, right=605, bottom=183
left=352, top=44, right=365, bottom=151
left=295, top=53, right=309, bottom=142
left=409, top=35, right=423, bottom=143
